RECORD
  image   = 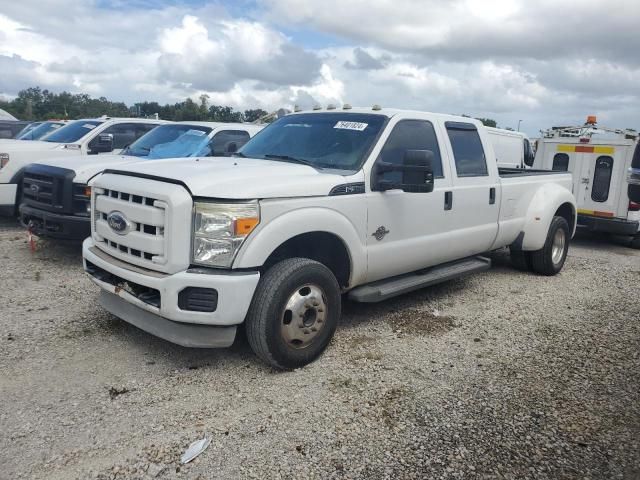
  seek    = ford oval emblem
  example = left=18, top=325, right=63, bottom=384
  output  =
left=30, top=184, right=40, bottom=194
left=106, top=211, right=130, bottom=235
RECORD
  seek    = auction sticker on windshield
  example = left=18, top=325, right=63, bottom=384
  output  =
left=334, top=121, right=368, bottom=131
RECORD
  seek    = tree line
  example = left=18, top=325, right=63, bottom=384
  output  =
left=1, top=87, right=502, bottom=128
left=0, top=88, right=269, bottom=123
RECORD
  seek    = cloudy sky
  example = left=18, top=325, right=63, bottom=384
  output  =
left=1, top=0, right=639, bottom=135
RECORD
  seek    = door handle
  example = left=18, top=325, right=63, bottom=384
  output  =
left=444, top=191, right=453, bottom=210
left=489, top=187, right=496, bottom=205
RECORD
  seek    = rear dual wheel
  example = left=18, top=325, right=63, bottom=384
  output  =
left=510, top=216, right=570, bottom=276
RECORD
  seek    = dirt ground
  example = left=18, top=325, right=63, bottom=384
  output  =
left=1, top=218, right=639, bottom=479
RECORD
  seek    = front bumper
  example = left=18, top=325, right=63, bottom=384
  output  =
left=82, top=238, right=260, bottom=347
left=19, top=204, right=90, bottom=239
left=577, top=214, right=639, bottom=235
left=0, top=183, right=17, bottom=216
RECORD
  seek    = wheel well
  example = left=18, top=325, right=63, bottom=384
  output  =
left=555, top=202, right=575, bottom=231
left=262, top=232, right=352, bottom=288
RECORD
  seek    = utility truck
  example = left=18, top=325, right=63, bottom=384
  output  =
left=533, top=116, right=640, bottom=247
left=19, top=122, right=263, bottom=239
left=0, top=117, right=165, bottom=216
left=82, top=107, right=576, bottom=369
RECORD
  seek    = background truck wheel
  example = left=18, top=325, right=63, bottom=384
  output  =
left=509, top=248, right=532, bottom=271
left=630, top=236, right=640, bottom=250
left=245, top=258, right=341, bottom=370
left=530, top=216, right=570, bottom=276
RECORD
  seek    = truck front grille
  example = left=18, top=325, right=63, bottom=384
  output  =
left=93, top=188, right=167, bottom=268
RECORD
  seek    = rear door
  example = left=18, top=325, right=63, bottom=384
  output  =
left=573, top=145, right=621, bottom=218
left=441, top=121, right=500, bottom=258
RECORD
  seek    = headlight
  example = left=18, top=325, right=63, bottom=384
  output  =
left=192, top=201, right=259, bottom=268
left=0, top=153, right=9, bottom=169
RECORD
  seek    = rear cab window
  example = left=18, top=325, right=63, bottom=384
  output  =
left=445, top=122, right=488, bottom=177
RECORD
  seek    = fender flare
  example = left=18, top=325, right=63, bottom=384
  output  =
left=233, top=207, right=367, bottom=286
left=520, top=184, right=576, bottom=251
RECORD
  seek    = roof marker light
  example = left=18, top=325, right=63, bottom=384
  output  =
left=312, top=104, right=322, bottom=110
left=343, top=104, right=352, bottom=110
left=372, top=104, right=382, bottom=111
left=327, top=104, right=336, bottom=110
left=294, top=105, right=302, bottom=112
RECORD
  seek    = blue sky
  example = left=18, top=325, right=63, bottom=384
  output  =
left=1, top=0, right=639, bottom=135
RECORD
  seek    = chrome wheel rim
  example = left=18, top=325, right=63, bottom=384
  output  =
left=551, top=228, right=566, bottom=265
left=280, top=284, right=327, bottom=349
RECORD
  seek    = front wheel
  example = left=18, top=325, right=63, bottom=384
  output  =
left=530, top=216, right=570, bottom=276
left=245, top=258, right=341, bottom=370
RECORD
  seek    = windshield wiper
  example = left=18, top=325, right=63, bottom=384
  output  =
left=232, top=151, right=247, bottom=158
left=263, top=154, right=320, bottom=169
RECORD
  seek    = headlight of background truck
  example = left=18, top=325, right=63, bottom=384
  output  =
left=0, top=153, right=9, bottom=169
left=192, top=201, right=259, bottom=268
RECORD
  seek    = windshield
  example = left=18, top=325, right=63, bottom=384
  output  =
left=15, top=122, right=42, bottom=139
left=18, top=121, right=65, bottom=140
left=239, top=113, right=386, bottom=170
left=123, top=124, right=213, bottom=158
left=44, top=120, right=103, bottom=143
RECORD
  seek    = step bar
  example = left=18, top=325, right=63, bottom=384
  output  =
left=348, top=256, right=491, bottom=303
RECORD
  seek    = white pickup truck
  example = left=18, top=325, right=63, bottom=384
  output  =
left=19, top=122, right=263, bottom=239
left=82, top=107, right=576, bottom=369
left=0, top=117, right=165, bottom=216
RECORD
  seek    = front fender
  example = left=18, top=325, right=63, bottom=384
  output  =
left=233, top=207, right=367, bottom=286
left=521, top=184, right=576, bottom=251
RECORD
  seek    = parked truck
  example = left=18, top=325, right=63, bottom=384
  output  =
left=0, top=117, right=166, bottom=216
left=82, top=107, right=576, bottom=369
left=533, top=116, right=640, bottom=247
left=19, top=122, right=263, bottom=239
left=486, top=127, right=534, bottom=169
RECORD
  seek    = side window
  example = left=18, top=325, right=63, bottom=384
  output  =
left=591, top=156, right=613, bottom=202
left=135, top=123, right=157, bottom=138
left=90, top=123, right=155, bottom=150
left=208, top=130, right=251, bottom=156
left=445, top=122, right=488, bottom=177
left=552, top=153, right=570, bottom=171
left=376, top=119, right=443, bottom=184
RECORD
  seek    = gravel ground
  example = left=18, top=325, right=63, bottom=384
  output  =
left=1, top=217, right=639, bottom=480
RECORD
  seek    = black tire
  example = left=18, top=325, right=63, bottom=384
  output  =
left=245, top=258, right=341, bottom=370
left=631, top=236, right=640, bottom=250
left=509, top=248, right=532, bottom=271
left=530, top=216, right=570, bottom=276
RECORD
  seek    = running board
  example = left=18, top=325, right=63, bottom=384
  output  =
left=348, top=256, right=491, bottom=303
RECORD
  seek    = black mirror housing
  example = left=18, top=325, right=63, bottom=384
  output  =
left=373, top=149, right=435, bottom=193
left=91, top=133, right=114, bottom=153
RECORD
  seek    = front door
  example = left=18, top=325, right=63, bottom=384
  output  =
left=365, top=118, right=454, bottom=282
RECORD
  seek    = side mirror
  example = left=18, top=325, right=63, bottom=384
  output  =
left=524, top=139, right=535, bottom=167
left=372, top=149, right=435, bottom=193
left=91, top=133, right=114, bottom=154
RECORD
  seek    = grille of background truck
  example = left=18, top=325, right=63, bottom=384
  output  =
left=22, top=172, right=61, bottom=208
left=93, top=188, right=167, bottom=266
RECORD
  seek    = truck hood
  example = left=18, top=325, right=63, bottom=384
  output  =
left=101, top=156, right=357, bottom=199
left=0, top=140, right=65, bottom=153
left=35, top=154, right=137, bottom=183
